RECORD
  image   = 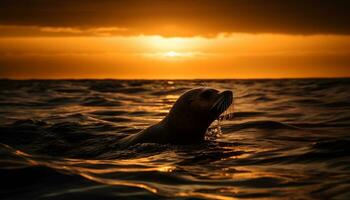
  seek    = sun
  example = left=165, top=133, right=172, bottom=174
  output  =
left=146, top=36, right=190, bottom=51
left=164, top=51, right=180, bottom=57
left=141, top=36, right=201, bottom=60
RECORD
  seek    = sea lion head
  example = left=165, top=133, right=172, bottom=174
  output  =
left=164, top=87, right=233, bottom=144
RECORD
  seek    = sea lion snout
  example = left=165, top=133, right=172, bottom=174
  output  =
left=211, top=90, right=233, bottom=113
left=220, top=90, right=233, bottom=100
left=221, top=90, right=233, bottom=108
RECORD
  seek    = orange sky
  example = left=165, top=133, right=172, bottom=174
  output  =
left=0, top=1, right=349, bottom=79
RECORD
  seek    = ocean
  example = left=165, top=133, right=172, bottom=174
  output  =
left=1, top=79, right=350, bottom=199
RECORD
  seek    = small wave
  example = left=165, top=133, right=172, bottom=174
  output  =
left=54, top=88, right=87, bottom=93
left=222, top=121, right=299, bottom=132
left=291, top=98, right=323, bottom=105
left=0, top=165, right=95, bottom=199
left=236, top=139, right=350, bottom=166
left=45, top=97, right=79, bottom=105
left=89, top=110, right=127, bottom=116
left=114, top=87, right=149, bottom=94
left=289, top=122, right=350, bottom=128
left=324, top=115, right=350, bottom=123
left=81, top=97, right=122, bottom=106
left=151, top=88, right=187, bottom=96
left=99, top=117, right=131, bottom=123
left=0, top=120, right=124, bottom=158
left=89, top=81, right=125, bottom=92
left=322, top=101, right=350, bottom=108
left=231, top=111, right=265, bottom=118
left=89, top=80, right=150, bottom=93
left=239, top=92, right=266, bottom=99
left=312, top=139, right=350, bottom=153
left=90, top=110, right=152, bottom=117
left=253, top=96, right=275, bottom=102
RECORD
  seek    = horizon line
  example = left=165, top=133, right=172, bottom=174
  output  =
left=1, top=76, right=350, bottom=81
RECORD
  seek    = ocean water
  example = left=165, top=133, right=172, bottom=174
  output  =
left=0, top=79, right=350, bottom=200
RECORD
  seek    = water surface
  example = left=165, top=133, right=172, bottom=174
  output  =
left=1, top=79, right=350, bottom=199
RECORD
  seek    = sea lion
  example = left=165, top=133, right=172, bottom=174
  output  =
left=117, top=87, right=233, bottom=148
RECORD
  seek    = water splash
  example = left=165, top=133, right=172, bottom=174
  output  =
left=206, top=94, right=234, bottom=140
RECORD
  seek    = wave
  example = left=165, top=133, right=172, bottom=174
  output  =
left=222, top=120, right=300, bottom=132
left=229, top=111, right=265, bottom=118
left=222, top=120, right=350, bottom=133
left=81, top=96, right=122, bottom=107
left=0, top=120, right=124, bottom=158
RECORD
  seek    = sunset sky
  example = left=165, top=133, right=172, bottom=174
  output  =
left=0, top=0, right=349, bottom=79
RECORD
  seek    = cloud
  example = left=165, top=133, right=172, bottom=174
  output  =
left=40, top=26, right=128, bottom=36
left=0, top=0, right=349, bottom=37
left=0, top=25, right=129, bottom=37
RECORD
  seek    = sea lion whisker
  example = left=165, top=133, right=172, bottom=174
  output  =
left=223, top=99, right=229, bottom=111
left=220, top=99, right=226, bottom=112
left=211, top=96, right=224, bottom=111
left=225, top=98, right=229, bottom=109
left=220, top=95, right=234, bottom=120
left=217, top=100, right=226, bottom=120
left=217, top=99, right=224, bottom=112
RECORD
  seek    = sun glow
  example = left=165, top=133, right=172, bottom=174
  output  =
left=164, top=51, right=180, bottom=57
left=158, top=51, right=198, bottom=59
left=1, top=34, right=350, bottom=79
left=146, top=36, right=196, bottom=51
left=139, top=35, right=208, bottom=60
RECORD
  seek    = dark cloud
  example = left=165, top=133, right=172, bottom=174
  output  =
left=0, top=0, right=350, bottom=36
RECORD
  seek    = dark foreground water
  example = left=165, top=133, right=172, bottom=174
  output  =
left=0, top=79, right=350, bottom=200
